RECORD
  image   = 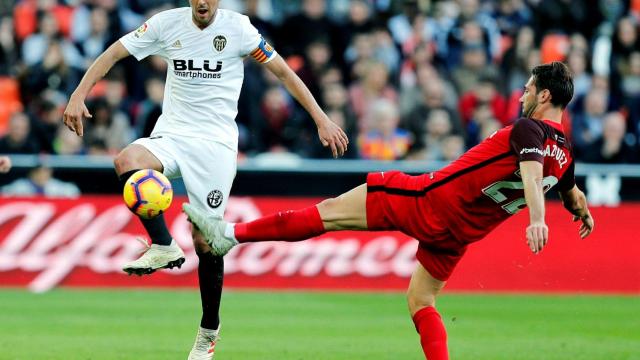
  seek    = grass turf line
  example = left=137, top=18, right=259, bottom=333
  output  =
left=0, top=290, right=638, bottom=360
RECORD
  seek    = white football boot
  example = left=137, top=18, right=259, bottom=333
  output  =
left=122, top=238, right=185, bottom=276
left=182, top=203, right=238, bottom=256
left=187, top=326, right=220, bottom=360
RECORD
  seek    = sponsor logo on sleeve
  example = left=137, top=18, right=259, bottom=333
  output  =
left=520, top=147, right=544, bottom=156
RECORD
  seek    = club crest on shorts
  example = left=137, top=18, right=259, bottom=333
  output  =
left=207, top=190, right=223, bottom=208
left=213, top=35, right=227, bottom=53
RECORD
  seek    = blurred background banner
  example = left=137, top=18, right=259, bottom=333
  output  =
left=1, top=196, right=637, bottom=294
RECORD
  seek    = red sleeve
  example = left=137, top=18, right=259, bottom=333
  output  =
left=510, top=118, right=545, bottom=163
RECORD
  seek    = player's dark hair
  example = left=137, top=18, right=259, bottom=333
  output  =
left=531, top=62, right=574, bottom=109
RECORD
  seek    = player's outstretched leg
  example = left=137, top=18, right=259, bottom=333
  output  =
left=116, top=144, right=185, bottom=275
left=407, top=264, right=449, bottom=360
left=183, top=184, right=369, bottom=256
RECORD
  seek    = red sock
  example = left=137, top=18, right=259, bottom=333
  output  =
left=234, top=206, right=325, bottom=243
left=412, top=306, right=449, bottom=360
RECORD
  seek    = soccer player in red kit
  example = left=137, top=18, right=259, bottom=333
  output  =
left=183, top=62, right=595, bottom=359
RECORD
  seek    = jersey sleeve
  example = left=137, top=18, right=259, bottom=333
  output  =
left=510, top=118, right=545, bottom=163
left=119, top=14, right=163, bottom=61
left=556, top=160, right=576, bottom=192
left=239, top=16, right=277, bottom=63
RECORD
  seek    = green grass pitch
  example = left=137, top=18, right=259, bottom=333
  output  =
left=0, top=289, right=638, bottom=359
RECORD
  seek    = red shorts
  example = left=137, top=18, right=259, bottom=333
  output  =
left=366, top=171, right=467, bottom=281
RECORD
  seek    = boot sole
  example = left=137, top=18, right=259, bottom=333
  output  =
left=124, top=257, right=186, bottom=276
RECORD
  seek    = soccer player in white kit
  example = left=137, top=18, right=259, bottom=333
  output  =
left=62, top=0, right=348, bottom=358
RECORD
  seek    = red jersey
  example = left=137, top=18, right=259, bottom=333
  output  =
left=425, top=117, right=575, bottom=243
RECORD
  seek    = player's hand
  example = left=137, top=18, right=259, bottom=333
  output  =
left=0, top=156, right=11, bottom=173
left=573, top=213, right=594, bottom=239
left=526, top=222, right=548, bottom=254
left=317, top=118, right=349, bottom=158
left=63, top=95, right=92, bottom=137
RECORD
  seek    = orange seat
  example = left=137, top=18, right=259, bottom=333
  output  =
left=0, top=77, right=23, bottom=136
left=0, top=101, right=23, bottom=136
left=13, top=0, right=37, bottom=41
left=0, top=77, right=21, bottom=103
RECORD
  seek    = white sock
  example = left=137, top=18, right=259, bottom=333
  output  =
left=224, top=223, right=236, bottom=241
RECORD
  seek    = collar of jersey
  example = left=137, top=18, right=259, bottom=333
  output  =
left=541, top=119, right=564, bottom=131
left=186, top=7, right=220, bottom=32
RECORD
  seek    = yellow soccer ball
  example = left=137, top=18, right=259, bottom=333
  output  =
left=123, top=169, right=173, bottom=219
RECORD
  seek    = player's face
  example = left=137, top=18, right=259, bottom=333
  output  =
left=190, top=0, right=219, bottom=28
left=520, top=76, right=538, bottom=118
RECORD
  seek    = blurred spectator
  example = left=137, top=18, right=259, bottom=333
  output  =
left=21, top=40, right=82, bottom=102
left=440, top=134, right=466, bottom=162
left=70, top=0, right=124, bottom=50
left=84, top=98, right=134, bottom=153
left=371, top=27, right=401, bottom=75
left=492, top=0, right=532, bottom=37
left=297, top=40, right=333, bottom=100
left=278, top=0, right=337, bottom=58
left=530, top=0, right=602, bottom=41
left=345, top=33, right=376, bottom=77
left=465, top=104, right=502, bottom=147
left=501, top=25, right=536, bottom=92
left=583, top=112, right=637, bottom=163
left=1, top=163, right=80, bottom=198
left=334, top=0, right=374, bottom=70
left=358, top=99, right=409, bottom=160
left=244, top=0, right=275, bottom=39
left=387, top=0, right=437, bottom=52
left=404, top=77, right=463, bottom=150
left=0, top=112, right=39, bottom=154
left=73, top=7, right=115, bottom=65
left=0, top=155, right=10, bottom=173
left=567, top=49, right=592, bottom=99
left=451, top=42, right=499, bottom=95
left=572, top=88, right=609, bottom=156
left=400, top=63, right=459, bottom=115
left=21, top=11, right=83, bottom=68
left=443, top=0, right=500, bottom=67
left=0, top=16, right=18, bottom=76
left=30, top=99, right=62, bottom=154
left=459, top=74, right=510, bottom=126
left=53, top=124, right=84, bottom=155
left=251, top=87, right=308, bottom=154
left=349, top=61, right=398, bottom=128
left=407, top=108, right=456, bottom=160
left=135, top=76, right=165, bottom=138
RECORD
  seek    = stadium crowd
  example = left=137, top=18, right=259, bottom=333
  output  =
left=0, top=0, right=639, bottom=163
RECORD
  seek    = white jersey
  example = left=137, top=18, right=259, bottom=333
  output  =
left=120, top=8, right=277, bottom=150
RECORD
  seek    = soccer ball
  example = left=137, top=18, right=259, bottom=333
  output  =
left=123, top=169, right=173, bottom=219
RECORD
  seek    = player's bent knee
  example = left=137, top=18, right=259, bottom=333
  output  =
left=114, top=149, right=137, bottom=174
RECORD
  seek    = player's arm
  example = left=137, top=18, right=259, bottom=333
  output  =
left=63, top=41, right=130, bottom=136
left=559, top=185, right=594, bottom=239
left=263, top=55, right=348, bottom=158
left=520, top=160, right=548, bottom=254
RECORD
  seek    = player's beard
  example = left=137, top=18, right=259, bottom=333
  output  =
left=522, top=100, right=538, bottom=118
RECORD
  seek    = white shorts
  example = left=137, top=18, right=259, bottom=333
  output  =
left=133, top=135, right=237, bottom=216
